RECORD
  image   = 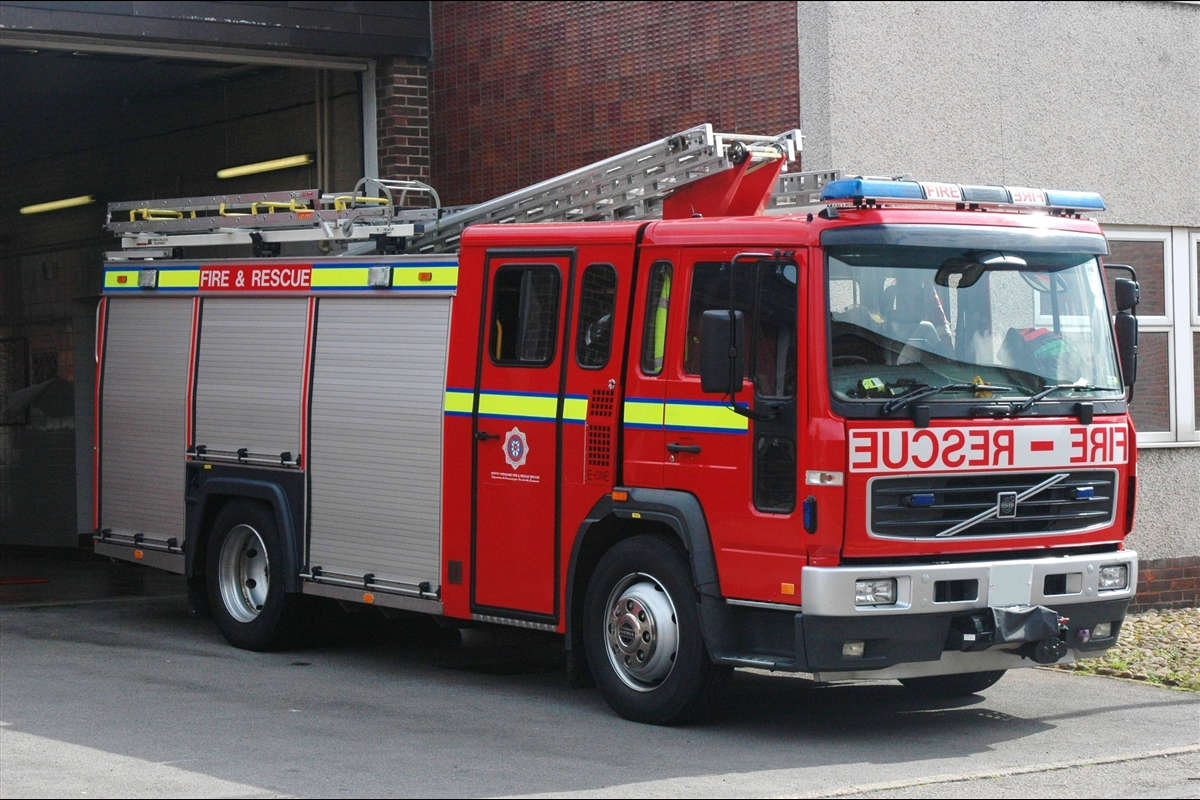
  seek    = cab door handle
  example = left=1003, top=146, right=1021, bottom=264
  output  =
left=667, top=443, right=702, bottom=454
left=475, top=431, right=499, bottom=442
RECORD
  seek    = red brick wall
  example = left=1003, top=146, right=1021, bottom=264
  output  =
left=377, top=56, right=431, bottom=184
left=1130, top=556, right=1200, bottom=613
left=430, top=0, right=800, bottom=205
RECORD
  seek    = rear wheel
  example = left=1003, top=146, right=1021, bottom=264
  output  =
left=583, top=535, right=730, bottom=724
left=205, top=500, right=298, bottom=650
left=899, top=670, right=1006, bottom=697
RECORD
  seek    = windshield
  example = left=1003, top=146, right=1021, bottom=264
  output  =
left=826, top=245, right=1123, bottom=408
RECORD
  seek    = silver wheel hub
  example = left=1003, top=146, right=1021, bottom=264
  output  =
left=604, top=573, right=679, bottom=692
left=217, top=524, right=269, bottom=623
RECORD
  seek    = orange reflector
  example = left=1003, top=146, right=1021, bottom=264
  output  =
left=780, top=582, right=795, bottom=595
left=611, top=490, right=629, bottom=502
left=363, top=592, right=375, bottom=604
left=418, top=271, right=433, bottom=282
left=133, top=549, right=144, bottom=560
left=296, top=210, right=313, bottom=219
left=117, top=275, right=128, bottom=284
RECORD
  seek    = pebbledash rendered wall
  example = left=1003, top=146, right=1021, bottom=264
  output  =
left=795, top=0, right=1200, bottom=609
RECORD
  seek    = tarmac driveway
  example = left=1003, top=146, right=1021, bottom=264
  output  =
left=1, top=564, right=1197, bottom=798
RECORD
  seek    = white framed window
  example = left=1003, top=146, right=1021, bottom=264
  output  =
left=1103, top=225, right=1199, bottom=447
left=1190, top=229, right=1200, bottom=438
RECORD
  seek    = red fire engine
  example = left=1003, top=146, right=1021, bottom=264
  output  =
left=94, top=126, right=1141, bottom=723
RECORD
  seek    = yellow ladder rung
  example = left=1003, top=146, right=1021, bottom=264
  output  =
left=129, top=208, right=184, bottom=222
left=249, top=200, right=311, bottom=215
left=332, top=195, right=391, bottom=211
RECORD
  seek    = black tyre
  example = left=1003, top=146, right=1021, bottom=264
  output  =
left=899, top=670, right=1006, bottom=697
left=583, top=535, right=730, bottom=724
left=205, top=500, right=298, bottom=651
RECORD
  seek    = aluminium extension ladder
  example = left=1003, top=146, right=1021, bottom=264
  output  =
left=105, top=123, right=839, bottom=260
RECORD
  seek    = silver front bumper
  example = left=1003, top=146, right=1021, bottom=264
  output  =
left=801, top=549, right=1138, bottom=617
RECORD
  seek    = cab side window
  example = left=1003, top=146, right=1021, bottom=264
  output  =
left=489, top=265, right=560, bottom=366
left=576, top=264, right=617, bottom=369
left=640, top=261, right=672, bottom=375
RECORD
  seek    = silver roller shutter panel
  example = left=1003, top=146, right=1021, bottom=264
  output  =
left=101, top=298, right=192, bottom=544
left=194, top=298, right=307, bottom=458
left=308, top=297, right=449, bottom=587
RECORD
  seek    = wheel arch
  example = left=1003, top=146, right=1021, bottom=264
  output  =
left=565, top=488, right=720, bottom=655
left=185, top=477, right=303, bottom=593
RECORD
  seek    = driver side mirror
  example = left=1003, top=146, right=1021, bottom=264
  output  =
left=1115, top=311, right=1138, bottom=389
left=1104, top=265, right=1140, bottom=391
left=700, top=309, right=745, bottom=394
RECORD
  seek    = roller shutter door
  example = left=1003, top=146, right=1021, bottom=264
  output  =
left=194, top=298, right=307, bottom=459
left=100, top=298, right=192, bottom=544
left=308, top=297, right=450, bottom=588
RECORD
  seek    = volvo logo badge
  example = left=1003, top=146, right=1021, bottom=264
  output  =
left=996, top=491, right=1019, bottom=518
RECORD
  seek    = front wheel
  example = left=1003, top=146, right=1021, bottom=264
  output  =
left=205, top=500, right=298, bottom=650
left=899, top=670, right=1006, bottom=697
left=583, top=535, right=729, bottom=724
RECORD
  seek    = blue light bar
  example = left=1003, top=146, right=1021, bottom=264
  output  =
left=819, top=177, right=1106, bottom=212
left=820, top=178, right=924, bottom=202
left=1044, top=189, right=1106, bottom=210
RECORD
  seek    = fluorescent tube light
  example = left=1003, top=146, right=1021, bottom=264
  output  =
left=19, top=195, right=96, bottom=215
left=217, top=154, right=313, bottom=180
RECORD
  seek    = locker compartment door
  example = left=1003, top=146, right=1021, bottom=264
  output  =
left=100, top=298, right=192, bottom=545
left=193, top=298, right=307, bottom=460
left=307, top=297, right=450, bottom=590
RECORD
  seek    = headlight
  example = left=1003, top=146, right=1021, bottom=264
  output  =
left=1099, top=564, right=1128, bottom=591
left=855, top=578, right=897, bottom=606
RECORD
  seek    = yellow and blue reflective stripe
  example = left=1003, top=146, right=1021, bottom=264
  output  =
left=444, top=388, right=589, bottom=424
left=102, top=261, right=458, bottom=293
left=104, top=265, right=199, bottom=292
left=444, top=388, right=474, bottom=417
left=622, top=398, right=665, bottom=429
left=623, top=397, right=749, bottom=434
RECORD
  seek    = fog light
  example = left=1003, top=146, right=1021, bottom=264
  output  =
left=842, top=641, right=865, bottom=658
left=1099, top=564, right=1128, bottom=590
left=1092, top=622, right=1112, bottom=639
left=855, top=578, right=896, bottom=606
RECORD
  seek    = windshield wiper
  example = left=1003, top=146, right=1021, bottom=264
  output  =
left=1010, top=383, right=1118, bottom=414
left=881, top=383, right=1013, bottom=415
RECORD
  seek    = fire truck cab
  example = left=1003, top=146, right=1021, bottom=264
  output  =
left=94, top=132, right=1141, bottom=724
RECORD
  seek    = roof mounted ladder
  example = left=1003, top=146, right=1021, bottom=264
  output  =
left=106, top=124, right=840, bottom=259
left=409, top=124, right=814, bottom=252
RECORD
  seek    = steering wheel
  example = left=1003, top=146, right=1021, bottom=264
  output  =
left=833, top=355, right=869, bottom=366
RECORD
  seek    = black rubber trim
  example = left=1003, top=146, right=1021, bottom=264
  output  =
left=184, top=468, right=304, bottom=592
left=801, top=596, right=1131, bottom=672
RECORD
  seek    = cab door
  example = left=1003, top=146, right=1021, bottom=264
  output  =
left=661, top=249, right=807, bottom=604
left=472, top=251, right=573, bottom=620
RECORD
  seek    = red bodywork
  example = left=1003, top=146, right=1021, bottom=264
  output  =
left=437, top=207, right=1135, bottom=629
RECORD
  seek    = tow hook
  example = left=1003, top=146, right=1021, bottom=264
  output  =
left=1024, top=615, right=1071, bottom=664
left=955, top=608, right=1072, bottom=663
